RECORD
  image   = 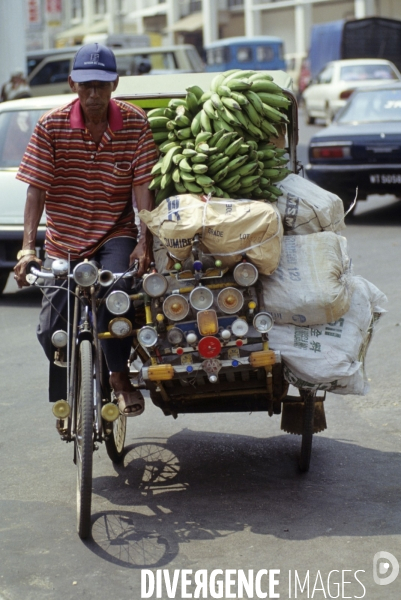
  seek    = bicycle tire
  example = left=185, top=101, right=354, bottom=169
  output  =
left=75, top=339, right=94, bottom=539
left=298, top=390, right=316, bottom=473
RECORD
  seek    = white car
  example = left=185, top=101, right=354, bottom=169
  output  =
left=0, top=94, right=72, bottom=294
left=302, top=58, right=401, bottom=125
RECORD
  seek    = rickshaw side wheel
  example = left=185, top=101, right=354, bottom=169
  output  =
left=298, top=390, right=316, bottom=473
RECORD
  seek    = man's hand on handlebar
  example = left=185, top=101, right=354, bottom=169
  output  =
left=130, top=233, right=153, bottom=277
left=13, top=255, right=42, bottom=288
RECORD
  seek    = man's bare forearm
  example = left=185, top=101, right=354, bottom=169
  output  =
left=133, top=181, right=155, bottom=241
left=23, top=185, right=46, bottom=249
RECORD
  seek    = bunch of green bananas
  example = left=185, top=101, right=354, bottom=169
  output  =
left=147, top=70, right=292, bottom=205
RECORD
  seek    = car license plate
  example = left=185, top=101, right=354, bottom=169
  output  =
left=370, top=173, right=401, bottom=184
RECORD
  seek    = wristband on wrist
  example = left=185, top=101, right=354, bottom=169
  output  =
left=17, top=249, right=36, bottom=260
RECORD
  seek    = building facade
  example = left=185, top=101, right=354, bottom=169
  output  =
left=25, top=0, right=401, bottom=62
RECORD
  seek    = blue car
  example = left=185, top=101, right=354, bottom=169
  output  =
left=306, top=82, right=401, bottom=211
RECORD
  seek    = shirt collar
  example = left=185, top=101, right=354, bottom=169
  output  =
left=70, top=98, right=124, bottom=131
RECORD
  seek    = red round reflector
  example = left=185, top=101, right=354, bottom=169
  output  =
left=198, top=336, right=222, bottom=358
left=236, top=339, right=243, bottom=347
left=176, top=347, right=184, bottom=355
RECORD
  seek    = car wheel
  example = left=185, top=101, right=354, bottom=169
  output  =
left=324, top=105, right=334, bottom=126
left=305, top=109, right=315, bottom=125
left=0, top=270, right=10, bottom=295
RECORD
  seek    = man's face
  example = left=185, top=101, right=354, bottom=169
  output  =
left=68, top=77, right=119, bottom=119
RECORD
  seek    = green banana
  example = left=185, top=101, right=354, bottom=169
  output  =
left=160, top=172, right=172, bottom=189
left=152, top=130, right=169, bottom=143
left=176, top=127, right=192, bottom=140
left=226, top=154, right=248, bottom=172
left=186, top=91, right=200, bottom=114
left=269, top=168, right=292, bottom=182
left=265, top=184, right=283, bottom=197
left=260, top=119, right=279, bottom=137
left=148, top=116, right=170, bottom=130
left=182, top=148, right=197, bottom=157
left=237, top=143, right=250, bottom=155
left=218, top=106, right=242, bottom=127
left=262, top=103, right=289, bottom=123
left=180, top=139, right=196, bottom=149
left=209, top=128, right=226, bottom=147
left=148, top=174, right=163, bottom=191
left=246, top=121, right=264, bottom=140
left=226, top=79, right=253, bottom=91
left=147, top=107, right=166, bottom=118
left=221, top=96, right=241, bottom=112
left=150, top=161, right=162, bottom=176
left=230, top=91, right=249, bottom=106
left=190, top=111, right=202, bottom=137
left=213, top=118, right=234, bottom=133
left=167, top=131, right=177, bottom=140
left=168, top=98, right=187, bottom=109
left=224, top=136, right=244, bottom=157
left=208, top=155, right=230, bottom=175
left=186, top=85, right=204, bottom=100
left=196, top=142, right=210, bottom=154
left=192, top=163, right=209, bottom=174
left=174, top=182, right=187, bottom=194
left=213, top=165, right=230, bottom=183
left=175, top=114, right=191, bottom=127
left=183, top=181, right=203, bottom=193
left=191, top=152, right=209, bottom=164
left=161, top=146, right=181, bottom=174
left=228, top=161, right=258, bottom=179
left=179, top=158, right=192, bottom=172
left=248, top=72, right=274, bottom=82
left=263, top=168, right=281, bottom=178
left=203, top=99, right=218, bottom=120
left=224, top=181, right=242, bottom=194
left=159, top=140, right=180, bottom=153
left=220, top=174, right=241, bottom=189
left=245, top=90, right=265, bottom=116
left=195, top=131, right=213, bottom=145
left=243, top=102, right=261, bottom=127
left=200, top=90, right=213, bottom=103
left=257, top=91, right=291, bottom=108
left=172, top=168, right=181, bottom=183
left=258, top=148, right=276, bottom=160
left=196, top=174, right=215, bottom=187
left=180, top=170, right=196, bottom=182
left=164, top=107, right=176, bottom=119
left=223, top=70, right=256, bottom=84
left=216, top=85, right=231, bottom=97
left=210, top=93, right=224, bottom=111
left=250, top=80, right=283, bottom=94
left=200, top=110, right=213, bottom=132
left=166, top=120, right=177, bottom=131
left=241, top=174, right=261, bottom=188
left=210, top=73, right=227, bottom=92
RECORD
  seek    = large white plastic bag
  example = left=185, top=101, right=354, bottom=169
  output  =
left=275, top=174, right=345, bottom=235
left=269, top=276, right=387, bottom=394
left=260, top=232, right=351, bottom=326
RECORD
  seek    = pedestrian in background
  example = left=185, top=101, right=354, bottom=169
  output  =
left=1, top=70, right=32, bottom=102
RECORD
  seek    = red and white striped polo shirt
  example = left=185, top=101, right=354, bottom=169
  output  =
left=17, top=98, right=158, bottom=259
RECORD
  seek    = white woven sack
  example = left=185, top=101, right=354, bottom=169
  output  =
left=139, top=194, right=205, bottom=261
left=269, top=276, right=387, bottom=393
left=260, top=232, right=351, bottom=326
left=275, top=174, right=345, bottom=235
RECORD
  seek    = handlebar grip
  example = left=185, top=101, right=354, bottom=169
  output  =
left=25, top=260, right=42, bottom=276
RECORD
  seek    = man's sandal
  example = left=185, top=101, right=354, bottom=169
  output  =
left=115, top=390, right=145, bottom=417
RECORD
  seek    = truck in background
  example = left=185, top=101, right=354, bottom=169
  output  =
left=308, top=17, right=401, bottom=80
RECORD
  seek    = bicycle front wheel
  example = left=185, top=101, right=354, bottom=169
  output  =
left=75, top=339, right=94, bottom=539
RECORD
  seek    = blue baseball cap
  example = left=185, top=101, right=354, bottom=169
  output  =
left=70, top=43, right=118, bottom=83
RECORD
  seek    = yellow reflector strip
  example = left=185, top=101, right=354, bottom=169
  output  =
left=248, top=301, right=257, bottom=309
left=148, top=365, right=175, bottom=381
left=126, top=98, right=170, bottom=109
left=249, top=350, right=276, bottom=368
left=197, top=309, right=219, bottom=336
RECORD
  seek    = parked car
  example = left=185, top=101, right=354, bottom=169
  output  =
left=0, top=94, right=73, bottom=293
left=27, top=45, right=204, bottom=97
left=302, top=58, right=401, bottom=125
left=306, top=82, right=401, bottom=211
